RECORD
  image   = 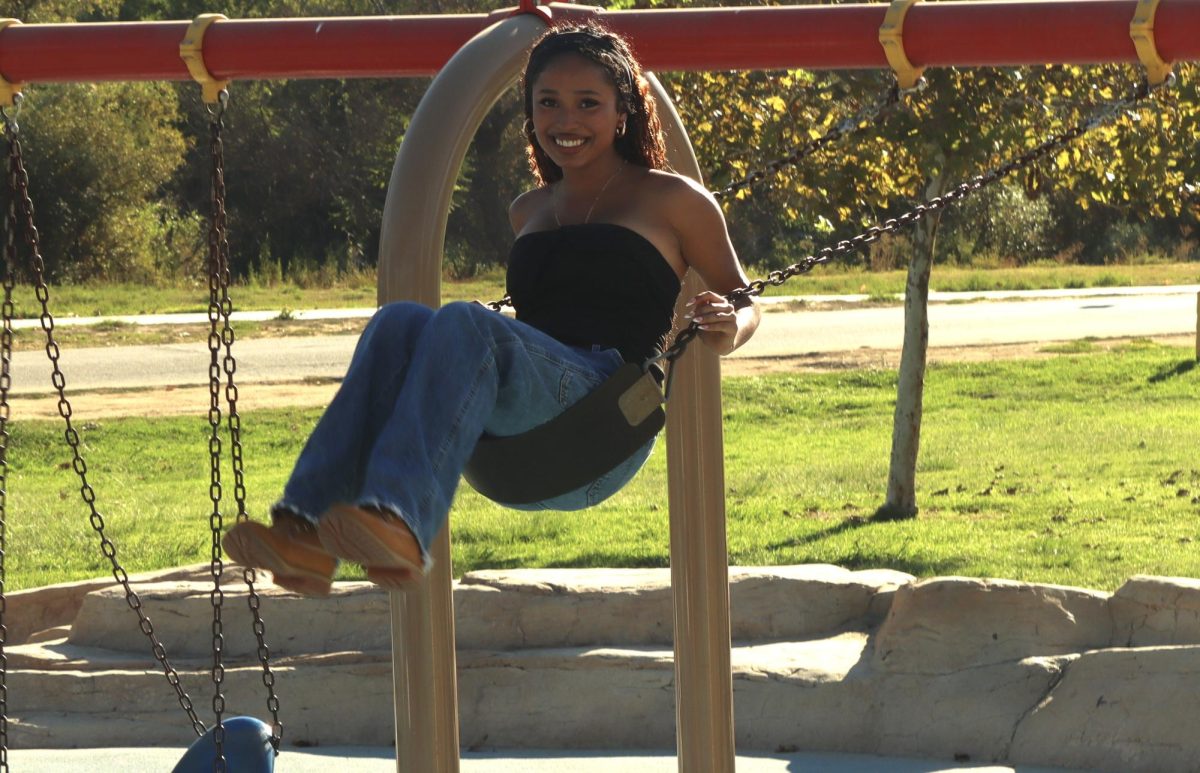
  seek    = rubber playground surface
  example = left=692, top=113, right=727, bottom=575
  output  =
left=9, top=746, right=1090, bottom=772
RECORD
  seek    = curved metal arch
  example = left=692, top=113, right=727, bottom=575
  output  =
left=376, top=6, right=732, bottom=769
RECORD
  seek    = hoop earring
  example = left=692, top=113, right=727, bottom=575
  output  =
left=616, top=122, right=627, bottom=138
left=523, top=118, right=535, bottom=135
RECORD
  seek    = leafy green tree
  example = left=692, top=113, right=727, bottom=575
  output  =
left=171, top=76, right=426, bottom=281
left=444, top=91, right=530, bottom=277
left=0, top=0, right=191, bottom=283
left=665, top=49, right=1196, bottom=519
left=874, top=63, right=1197, bottom=519
left=3, top=0, right=118, bottom=22
left=7, top=81, right=189, bottom=282
left=159, top=0, right=516, bottom=282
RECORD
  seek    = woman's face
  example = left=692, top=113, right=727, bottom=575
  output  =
left=530, top=52, right=627, bottom=171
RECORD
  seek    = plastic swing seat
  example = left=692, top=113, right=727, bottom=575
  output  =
left=463, top=362, right=666, bottom=504
left=172, top=716, right=277, bottom=773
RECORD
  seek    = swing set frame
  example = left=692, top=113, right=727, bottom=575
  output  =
left=0, top=2, right=1197, bottom=772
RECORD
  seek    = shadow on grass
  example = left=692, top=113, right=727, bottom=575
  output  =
left=1149, top=359, right=1197, bottom=383
left=766, top=515, right=873, bottom=550
left=767, top=516, right=968, bottom=577
left=833, top=551, right=967, bottom=578
left=456, top=556, right=529, bottom=573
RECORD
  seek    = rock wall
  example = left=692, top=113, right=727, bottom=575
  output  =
left=9, top=565, right=1200, bottom=772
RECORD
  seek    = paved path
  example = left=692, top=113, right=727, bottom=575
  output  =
left=743, top=287, right=1198, bottom=358
left=10, top=746, right=1084, bottom=772
left=6, top=286, right=1197, bottom=394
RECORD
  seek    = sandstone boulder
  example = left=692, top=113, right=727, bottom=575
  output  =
left=874, top=577, right=1110, bottom=674
left=1109, top=575, right=1200, bottom=647
left=1011, top=645, right=1200, bottom=773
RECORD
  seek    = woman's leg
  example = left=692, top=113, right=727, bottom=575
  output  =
left=224, top=302, right=434, bottom=593
left=274, top=301, right=435, bottom=522
left=325, top=301, right=627, bottom=570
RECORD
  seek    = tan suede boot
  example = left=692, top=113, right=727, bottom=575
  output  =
left=223, top=517, right=337, bottom=597
left=317, top=504, right=425, bottom=590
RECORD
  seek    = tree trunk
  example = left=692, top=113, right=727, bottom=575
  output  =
left=876, top=172, right=945, bottom=520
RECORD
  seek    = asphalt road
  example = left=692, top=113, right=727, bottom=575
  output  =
left=6, top=287, right=1197, bottom=394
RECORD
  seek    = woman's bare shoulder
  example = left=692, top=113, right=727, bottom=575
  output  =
left=639, top=169, right=723, bottom=229
left=643, top=168, right=710, bottom=197
left=509, top=186, right=552, bottom=234
left=642, top=169, right=719, bottom=216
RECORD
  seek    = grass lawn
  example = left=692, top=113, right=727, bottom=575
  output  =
left=11, top=261, right=1199, bottom=320
left=6, top=340, right=1197, bottom=593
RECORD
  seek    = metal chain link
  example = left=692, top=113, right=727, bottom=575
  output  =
left=484, top=81, right=914, bottom=313
left=204, top=91, right=285, bottom=753
left=204, top=93, right=231, bottom=773
left=0, top=101, right=16, bottom=773
left=0, top=103, right=209, bottom=740
left=652, top=75, right=1165, bottom=373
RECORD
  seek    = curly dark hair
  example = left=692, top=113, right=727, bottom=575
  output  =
left=521, top=21, right=668, bottom=186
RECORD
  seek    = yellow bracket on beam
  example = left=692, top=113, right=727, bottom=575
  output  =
left=879, top=0, right=923, bottom=90
left=1130, top=0, right=1172, bottom=86
left=0, top=19, right=24, bottom=108
left=180, top=13, right=229, bottom=104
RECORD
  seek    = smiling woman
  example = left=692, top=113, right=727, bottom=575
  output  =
left=222, top=21, right=762, bottom=597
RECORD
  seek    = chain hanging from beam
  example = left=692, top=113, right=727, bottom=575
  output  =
left=649, top=73, right=1174, bottom=388
left=0, top=97, right=210, bottom=742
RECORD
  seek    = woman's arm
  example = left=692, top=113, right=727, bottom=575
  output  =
left=666, top=178, right=761, bottom=356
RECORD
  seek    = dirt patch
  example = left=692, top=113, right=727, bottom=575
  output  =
left=10, top=334, right=1192, bottom=420
left=10, top=317, right=370, bottom=351
left=11, top=381, right=343, bottom=420
left=723, top=334, right=1193, bottom=376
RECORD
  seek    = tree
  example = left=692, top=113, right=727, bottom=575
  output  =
left=665, top=54, right=1197, bottom=521
left=7, top=81, right=190, bottom=283
left=878, top=61, right=1195, bottom=518
left=0, top=0, right=190, bottom=283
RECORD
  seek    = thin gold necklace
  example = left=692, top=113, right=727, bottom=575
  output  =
left=554, top=160, right=627, bottom=227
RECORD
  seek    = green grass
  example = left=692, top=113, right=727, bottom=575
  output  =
left=770, top=262, right=1200, bottom=298
left=7, top=268, right=509, bottom=320
left=12, top=261, right=1199, bottom=319
left=7, top=342, right=1198, bottom=593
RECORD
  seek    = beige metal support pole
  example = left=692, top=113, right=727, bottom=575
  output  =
left=390, top=542, right=458, bottom=769
left=649, top=77, right=737, bottom=773
left=376, top=12, right=550, bottom=772
left=377, top=9, right=734, bottom=770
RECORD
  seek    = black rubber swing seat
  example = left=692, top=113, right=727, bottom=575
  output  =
left=463, top=362, right=666, bottom=505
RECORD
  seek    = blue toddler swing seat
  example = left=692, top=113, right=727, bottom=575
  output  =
left=174, top=718, right=277, bottom=773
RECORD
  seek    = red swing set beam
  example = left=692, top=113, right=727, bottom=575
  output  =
left=0, top=0, right=1198, bottom=86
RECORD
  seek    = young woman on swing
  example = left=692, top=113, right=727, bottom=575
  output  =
left=223, top=21, right=761, bottom=595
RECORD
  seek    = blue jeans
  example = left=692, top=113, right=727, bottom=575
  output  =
left=274, top=301, right=655, bottom=565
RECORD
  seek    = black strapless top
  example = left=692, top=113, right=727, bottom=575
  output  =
left=506, top=223, right=682, bottom=365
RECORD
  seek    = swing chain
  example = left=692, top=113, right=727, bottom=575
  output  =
left=484, top=295, right=511, bottom=312
left=655, top=75, right=1163, bottom=370
left=0, top=104, right=210, bottom=739
left=204, top=89, right=285, bottom=753
left=0, top=101, right=16, bottom=773
left=204, top=90, right=231, bottom=773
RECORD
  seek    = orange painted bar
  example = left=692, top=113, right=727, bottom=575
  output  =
left=0, top=1, right=1198, bottom=84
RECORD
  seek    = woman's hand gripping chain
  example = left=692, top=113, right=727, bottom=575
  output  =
left=684, top=290, right=742, bottom=356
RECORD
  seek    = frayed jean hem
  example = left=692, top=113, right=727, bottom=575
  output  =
left=270, top=500, right=320, bottom=527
